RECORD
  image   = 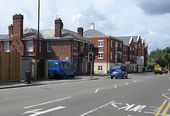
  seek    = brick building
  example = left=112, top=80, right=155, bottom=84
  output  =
left=0, top=14, right=93, bottom=80
left=84, top=29, right=148, bottom=74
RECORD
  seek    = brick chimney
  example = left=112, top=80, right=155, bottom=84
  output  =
left=10, top=14, right=24, bottom=55
left=13, top=14, right=23, bottom=40
left=77, top=27, right=83, bottom=36
left=8, top=24, right=13, bottom=38
left=55, top=18, right=63, bottom=37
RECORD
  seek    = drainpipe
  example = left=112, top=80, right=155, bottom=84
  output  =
left=107, top=38, right=109, bottom=74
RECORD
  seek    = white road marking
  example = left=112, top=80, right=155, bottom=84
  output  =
left=134, top=80, right=137, bottom=83
left=26, top=106, right=66, bottom=116
left=80, top=101, right=114, bottom=116
left=162, top=93, right=170, bottom=100
left=95, top=89, right=100, bottom=93
left=24, top=97, right=71, bottom=109
left=126, top=82, right=129, bottom=85
left=23, top=109, right=42, bottom=114
left=114, top=85, right=117, bottom=88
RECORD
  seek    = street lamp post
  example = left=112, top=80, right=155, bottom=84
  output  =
left=37, top=0, right=40, bottom=58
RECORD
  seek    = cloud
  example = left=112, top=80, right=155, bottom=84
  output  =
left=138, top=0, right=170, bottom=15
left=0, top=0, right=170, bottom=52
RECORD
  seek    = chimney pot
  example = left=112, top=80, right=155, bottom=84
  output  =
left=77, top=27, right=83, bottom=36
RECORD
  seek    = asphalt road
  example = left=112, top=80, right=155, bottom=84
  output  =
left=0, top=74, right=170, bottom=116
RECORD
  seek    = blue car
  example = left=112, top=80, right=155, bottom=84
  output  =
left=107, top=65, right=127, bottom=75
left=111, top=69, right=128, bottom=79
left=48, top=60, right=76, bottom=79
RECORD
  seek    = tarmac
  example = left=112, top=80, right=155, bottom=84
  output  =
left=0, top=76, right=104, bottom=90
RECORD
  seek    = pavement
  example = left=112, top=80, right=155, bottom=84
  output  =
left=0, top=75, right=103, bottom=90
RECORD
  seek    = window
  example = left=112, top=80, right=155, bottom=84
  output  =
left=3, top=42, right=10, bottom=52
left=26, top=41, right=33, bottom=52
left=98, top=40, right=104, bottom=47
left=47, top=42, right=52, bottom=52
left=110, top=40, right=113, bottom=48
left=98, top=52, right=104, bottom=59
left=110, top=51, right=113, bottom=60
left=98, top=66, right=103, bottom=70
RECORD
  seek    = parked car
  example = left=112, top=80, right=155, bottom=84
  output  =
left=111, top=69, right=128, bottom=79
left=107, top=65, right=127, bottom=75
left=48, top=60, right=76, bottom=79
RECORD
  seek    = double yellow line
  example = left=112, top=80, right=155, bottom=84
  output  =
left=155, top=99, right=170, bottom=116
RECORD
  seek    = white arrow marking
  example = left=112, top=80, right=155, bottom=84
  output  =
left=24, top=97, right=71, bottom=109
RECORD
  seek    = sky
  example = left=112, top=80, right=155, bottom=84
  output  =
left=0, top=0, right=170, bottom=52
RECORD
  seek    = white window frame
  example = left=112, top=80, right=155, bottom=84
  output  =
left=98, top=40, right=104, bottom=47
left=98, top=66, right=103, bottom=71
left=3, top=41, right=10, bottom=52
left=110, top=51, right=113, bottom=60
left=47, top=42, right=52, bottom=52
left=26, top=41, right=33, bottom=52
left=98, top=52, right=104, bottom=59
left=110, top=40, right=113, bottom=48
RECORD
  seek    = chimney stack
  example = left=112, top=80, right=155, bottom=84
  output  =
left=77, top=27, right=83, bottom=36
left=55, top=18, right=63, bottom=37
left=8, top=24, right=13, bottom=38
left=13, top=14, right=24, bottom=40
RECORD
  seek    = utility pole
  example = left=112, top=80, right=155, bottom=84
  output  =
left=37, top=0, right=40, bottom=58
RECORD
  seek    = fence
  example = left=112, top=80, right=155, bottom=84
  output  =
left=0, top=52, right=20, bottom=81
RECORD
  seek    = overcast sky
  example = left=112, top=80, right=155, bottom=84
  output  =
left=0, top=0, right=170, bottom=52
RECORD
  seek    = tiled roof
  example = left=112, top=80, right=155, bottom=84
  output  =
left=84, top=29, right=107, bottom=38
left=0, top=35, right=11, bottom=41
left=23, top=28, right=44, bottom=40
left=115, top=36, right=132, bottom=45
left=41, top=29, right=91, bottom=43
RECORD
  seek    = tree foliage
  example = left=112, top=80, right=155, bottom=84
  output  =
left=149, top=47, right=170, bottom=67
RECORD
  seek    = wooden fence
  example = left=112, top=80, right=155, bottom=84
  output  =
left=0, top=52, right=20, bottom=81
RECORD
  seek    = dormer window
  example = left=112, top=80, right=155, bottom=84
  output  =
left=26, top=41, right=33, bottom=52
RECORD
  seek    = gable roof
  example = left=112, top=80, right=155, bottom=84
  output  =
left=115, top=36, right=132, bottom=45
left=84, top=29, right=107, bottom=38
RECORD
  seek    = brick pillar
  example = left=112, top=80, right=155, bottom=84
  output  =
left=8, top=24, right=13, bottom=38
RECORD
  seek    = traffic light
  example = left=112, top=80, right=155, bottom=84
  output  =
left=88, top=52, right=93, bottom=62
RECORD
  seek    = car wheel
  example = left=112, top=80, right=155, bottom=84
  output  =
left=111, top=76, right=113, bottom=79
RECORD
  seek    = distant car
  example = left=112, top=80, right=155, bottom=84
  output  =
left=107, top=65, right=127, bottom=75
left=110, top=69, right=128, bottom=79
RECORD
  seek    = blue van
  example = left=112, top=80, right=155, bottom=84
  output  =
left=48, top=60, right=76, bottom=79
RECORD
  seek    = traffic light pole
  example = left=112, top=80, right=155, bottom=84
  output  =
left=88, top=52, right=93, bottom=79
left=91, top=61, right=92, bottom=79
